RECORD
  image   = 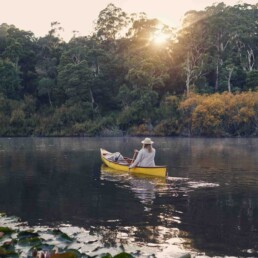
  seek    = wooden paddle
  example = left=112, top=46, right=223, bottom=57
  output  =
left=130, top=149, right=138, bottom=164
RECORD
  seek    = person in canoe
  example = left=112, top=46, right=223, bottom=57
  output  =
left=129, top=137, right=156, bottom=169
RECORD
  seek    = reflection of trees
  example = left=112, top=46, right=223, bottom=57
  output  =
left=161, top=138, right=258, bottom=179
left=101, top=165, right=166, bottom=208
left=177, top=188, right=258, bottom=256
left=0, top=138, right=101, bottom=224
left=2, top=138, right=258, bottom=256
left=100, top=168, right=190, bottom=251
left=91, top=224, right=188, bottom=253
left=102, top=163, right=258, bottom=257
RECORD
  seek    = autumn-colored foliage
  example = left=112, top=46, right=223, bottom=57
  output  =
left=179, top=92, right=258, bottom=136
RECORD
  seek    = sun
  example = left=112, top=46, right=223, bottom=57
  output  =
left=149, top=23, right=170, bottom=45
left=152, top=31, right=169, bottom=44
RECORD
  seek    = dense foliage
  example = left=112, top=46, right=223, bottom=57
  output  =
left=0, top=2, right=258, bottom=137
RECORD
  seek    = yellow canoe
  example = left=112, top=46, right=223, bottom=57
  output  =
left=100, top=148, right=167, bottom=177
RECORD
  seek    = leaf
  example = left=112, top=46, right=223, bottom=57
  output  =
left=101, top=253, right=112, bottom=258
left=113, top=252, right=133, bottom=258
left=0, top=246, right=18, bottom=257
left=50, top=251, right=79, bottom=258
left=0, top=227, right=15, bottom=234
left=1, top=241, right=16, bottom=252
left=18, top=236, right=42, bottom=246
left=17, top=231, right=39, bottom=239
left=52, top=229, right=73, bottom=242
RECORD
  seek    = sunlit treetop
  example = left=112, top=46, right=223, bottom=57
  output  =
left=149, top=22, right=175, bottom=46
left=150, top=29, right=170, bottom=44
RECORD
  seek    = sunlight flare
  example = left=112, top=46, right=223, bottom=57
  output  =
left=149, top=23, right=170, bottom=45
left=152, top=31, right=169, bottom=44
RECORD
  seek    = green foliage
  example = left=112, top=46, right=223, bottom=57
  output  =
left=0, top=227, right=15, bottom=234
left=58, top=61, right=94, bottom=104
left=0, top=3, right=258, bottom=137
left=52, top=229, right=73, bottom=242
left=113, top=252, right=134, bottom=258
left=245, top=70, right=258, bottom=90
left=101, top=254, right=113, bottom=258
left=118, top=85, right=159, bottom=131
left=0, top=60, right=21, bottom=98
left=10, top=109, right=25, bottom=128
left=95, top=3, right=129, bottom=41
left=154, top=119, right=180, bottom=136
left=0, top=216, right=135, bottom=258
left=38, top=77, right=55, bottom=105
left=36, top=105, right=88, bottom=135
left=0, top=246, right=18, bottom=257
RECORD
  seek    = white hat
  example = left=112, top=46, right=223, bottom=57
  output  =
left=141, top=137, right=154, bottom=144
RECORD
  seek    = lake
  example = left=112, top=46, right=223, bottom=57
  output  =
left=0, top=137, right=258, bottom=257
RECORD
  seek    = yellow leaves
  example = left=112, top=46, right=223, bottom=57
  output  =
left=179, top=91, right=258, bottom=136
left=239, top=107, right=255, bottom=123
left=191, top=94, right=225, bottom=134
left=179, top=93, right=203, bottom=111
left=223, top=91, right=256, bottom=125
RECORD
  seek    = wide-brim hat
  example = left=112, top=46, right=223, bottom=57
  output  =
left=141, top=137, right=154, bottom=144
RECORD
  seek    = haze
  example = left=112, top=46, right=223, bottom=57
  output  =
left=1, top=0, right=257, bottom=41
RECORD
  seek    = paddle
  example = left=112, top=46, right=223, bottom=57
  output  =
left=130, top=149, right=138, bottom=164
left=128, top=150, right=139, bottom=172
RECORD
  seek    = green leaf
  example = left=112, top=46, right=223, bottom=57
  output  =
left=101, top=253, right=113, bottom=258
left=52, top=229, right=73, bottom=242
left=113, top=252, right=133, bottom=258
left=0, top=246, right=18, bottom=257
left=0, top=227, right=15, bottom=235
left=18, top=237, right=42, bottom=246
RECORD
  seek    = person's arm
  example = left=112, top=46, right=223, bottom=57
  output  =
left=129, top=149, right=143, bottom=168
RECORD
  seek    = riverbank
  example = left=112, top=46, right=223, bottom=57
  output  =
left=1, top=92, right=258, bottom=138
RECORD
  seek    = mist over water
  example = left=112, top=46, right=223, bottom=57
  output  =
left=0, top=137, right=258, bottom=257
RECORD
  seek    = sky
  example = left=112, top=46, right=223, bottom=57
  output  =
left=1, top=0, right=257, bottom=41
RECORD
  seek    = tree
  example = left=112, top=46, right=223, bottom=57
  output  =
left=57, top=41, right=96, bottom=113
left=38, top=77, right=55, bottom=107
left=245, top=70, right=258, bottom=90
left=36, top=22, right=64, bottom=105
left=177, top=10, right=210, bottom=95
left=1, top=26, right=37, bottom=95
left=95, top=3, right=129, bottom=41
left=0, top=60, right=21, bottom=99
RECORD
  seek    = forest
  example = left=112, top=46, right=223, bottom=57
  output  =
left=0, top=2, right=258, bottom=137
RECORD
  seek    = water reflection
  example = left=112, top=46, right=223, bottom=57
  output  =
left=101, top=165, right=165, bottom=207
left=100, top=164, right=221, bottom=256
left=0, top=137, right=258, bottom=257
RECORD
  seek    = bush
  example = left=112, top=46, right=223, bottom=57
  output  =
left=179, top=91, right=258, bottom=136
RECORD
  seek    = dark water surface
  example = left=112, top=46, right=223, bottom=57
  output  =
left=0, top=137, right=258, bottom=257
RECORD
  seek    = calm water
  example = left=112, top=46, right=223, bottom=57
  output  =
left=0, top=137, right=258, bottom=257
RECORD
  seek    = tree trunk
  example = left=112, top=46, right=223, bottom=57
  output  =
left=185, top=52, right=191, bottom=96
left=247, top=48, right=254, bottom=71
left=48, top=92, right=53, bottom=108
left=89, top=88, right=95, bottom=111
left=215, top=58, right=219, bottom=91
left=227, top=67, right=234, bottom=93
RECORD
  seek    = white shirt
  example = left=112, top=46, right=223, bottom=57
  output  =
left=129, top=148, right=156, bottom=168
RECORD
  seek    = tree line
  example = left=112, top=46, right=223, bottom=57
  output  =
left=0, top=2, right=258, bottom=137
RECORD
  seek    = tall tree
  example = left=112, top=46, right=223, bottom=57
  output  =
left=0, top=60, right=21, bottom=99
left=177, top=9, right=211, bottom=94
left=36, top=22, right=64, bottom=106
left=95, top=3, right=129, bottom=41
